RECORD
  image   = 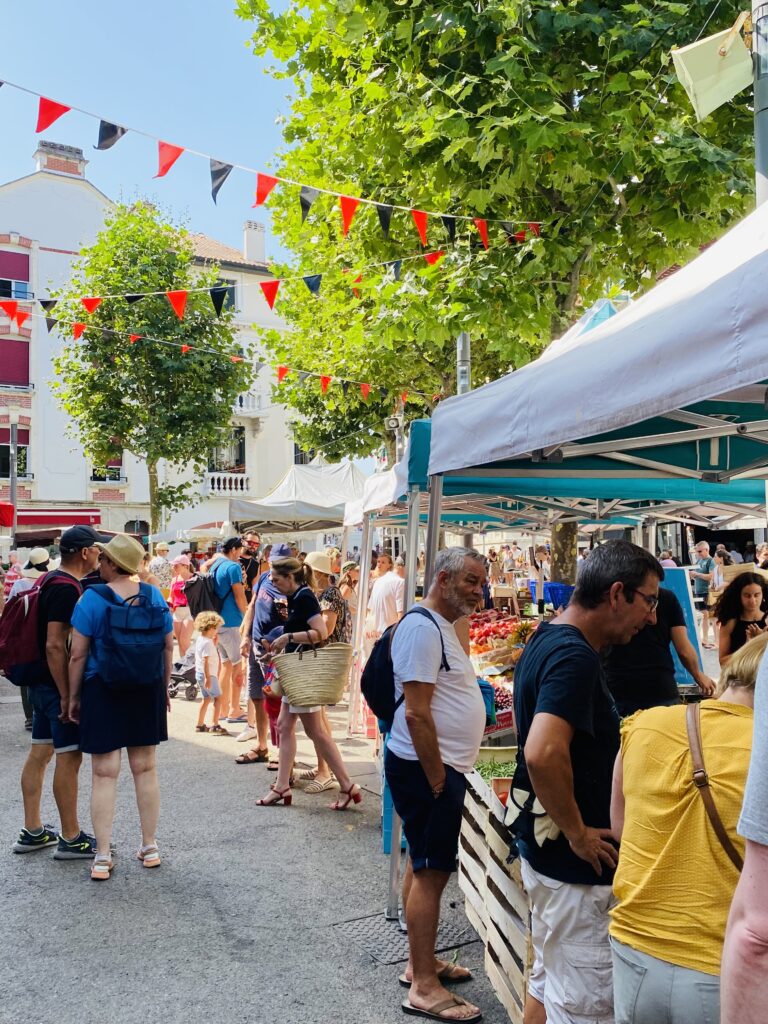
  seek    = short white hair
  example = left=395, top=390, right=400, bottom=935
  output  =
left=433, top=547, right=484, bottom=579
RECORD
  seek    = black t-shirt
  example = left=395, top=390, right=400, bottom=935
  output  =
left=603, top=587, right=685, bottom=715
left=284, top=585, right=322, bottom=647
left=513, top=621, right=620, bottom=886
left=240, top=552, right=261, bottom=602
left=36, top=570, right=83, bottom=688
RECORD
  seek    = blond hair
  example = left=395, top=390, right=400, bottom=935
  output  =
left=716, top=631, right=768, bottom=697
left=195, top=611, right=224, bottom=634
left=270, top=557, right=314, bottom=589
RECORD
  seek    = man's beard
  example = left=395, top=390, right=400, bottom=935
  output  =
left=444, top=580, right=477, bottom=618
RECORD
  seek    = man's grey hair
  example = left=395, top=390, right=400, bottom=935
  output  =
left=433, top=547, right=485, bottom=579
left=696, top=541, right=711, bottom=552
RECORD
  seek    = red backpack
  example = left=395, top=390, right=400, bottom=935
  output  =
left=0, top=572, right=82, bottom=684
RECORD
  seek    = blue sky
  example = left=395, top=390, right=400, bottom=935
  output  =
left=0, top=0, right=292, bottom=261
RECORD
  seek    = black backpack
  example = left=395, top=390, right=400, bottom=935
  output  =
left=361, top=606, right=450, bottom=731
left=183, top=563, right=225, bottom=618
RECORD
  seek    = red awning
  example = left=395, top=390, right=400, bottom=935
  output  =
left=0, top=502, right=13, bottom=527
left=16, top=507, right=102, bottom=526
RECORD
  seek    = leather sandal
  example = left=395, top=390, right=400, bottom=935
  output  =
left=256, top=784, right=292, bottom=807
left=331, top=783, right=362, bottom=811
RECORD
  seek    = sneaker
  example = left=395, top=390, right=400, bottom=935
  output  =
left=53, top=831, right=97, bottom=860
left=237, top=726, right=258, bottom=742
left=13, top=825, right=58, bottom=854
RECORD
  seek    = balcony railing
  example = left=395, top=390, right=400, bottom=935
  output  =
left=205, top=471, right=251, bottom=496
left=233, top=391, right=263, bottom=417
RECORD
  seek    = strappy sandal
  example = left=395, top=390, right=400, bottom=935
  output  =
left=137, top=843, right=161, bottom=868
left=305, top=776, right=338, bottom=793
left=195, top=725, right=209, bottom=733
left=90, top=855, right=114, bottom=881
left=256, top=784, right=292, bottom=807
left=331, top=783, right=362, bottom=810
left=209, top=724, right=230, bottom=735
left=235, top=748, right=267, bottom=765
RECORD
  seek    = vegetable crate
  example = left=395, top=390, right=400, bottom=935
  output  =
left=459, top=771, right=534, bottom=1024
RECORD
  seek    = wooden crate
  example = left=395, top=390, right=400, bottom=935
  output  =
left=458, top=776, right=490, bottom=941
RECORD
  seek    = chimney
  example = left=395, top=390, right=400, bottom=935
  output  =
left=243, top=221, right=266, bottom=263
left=34, top=141, right=88, bottom=178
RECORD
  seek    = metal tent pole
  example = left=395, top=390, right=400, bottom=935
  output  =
left=423, top=474, right=444, bottom=592
left=347, top=511, right=373, bottom=736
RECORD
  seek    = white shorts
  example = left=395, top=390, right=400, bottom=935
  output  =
left=281, top=696, right=322, bottom=715
left=521, top=859, right=616, bottom=1024
left=173, top=606, right=191, bottom=622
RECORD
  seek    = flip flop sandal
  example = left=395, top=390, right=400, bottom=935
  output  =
left=399, top=966, right=473, bottom=988
left=304, top=777, right=338, bottom=793
left=137, top=844, right=161, bottom=869
left=402, top=994, right=482, bottom=1022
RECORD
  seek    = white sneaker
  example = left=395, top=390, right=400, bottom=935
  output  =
left=237, top=727, right=258, bottom=742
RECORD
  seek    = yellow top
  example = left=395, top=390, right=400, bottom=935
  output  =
left=609, top=700, right=752, bottom=975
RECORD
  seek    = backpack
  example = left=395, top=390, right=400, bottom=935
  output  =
left=361, top=606, right=450, bottom=731
left=183, top=563, right=224, bottom=618
left=90, top=584, right=168, bottom=690
left=0, top=572, right=82, bottom=685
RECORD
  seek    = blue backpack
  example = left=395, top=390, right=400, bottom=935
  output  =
left=361, top=606, right=450, bottom=731
left=91, top=584, right=167, bottom=690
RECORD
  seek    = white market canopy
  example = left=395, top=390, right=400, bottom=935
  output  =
left=230, top=461, right=367, bottom=532
left=429, top=201, right=768, bottom=484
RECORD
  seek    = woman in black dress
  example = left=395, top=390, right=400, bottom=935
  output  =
left=715, top=571, right=768, bottom=666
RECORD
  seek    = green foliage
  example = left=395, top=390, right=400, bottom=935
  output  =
left=237, top=0, right=752, bottom=459
left=51, top=202, right=251, bottom=529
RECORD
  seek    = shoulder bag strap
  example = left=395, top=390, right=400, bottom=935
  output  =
left=409, top=606, right=450, bottom=671
left=686, top=702, right=744, bottom=872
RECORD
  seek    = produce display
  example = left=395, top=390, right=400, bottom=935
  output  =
left=475, top=758, right=516, bottom=781
left=468, top=611, right=537, bottom=734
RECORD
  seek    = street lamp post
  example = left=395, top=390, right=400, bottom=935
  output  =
left=7, top=407, right=20, bottom=550
left=753, top=1, right=768, bottom=205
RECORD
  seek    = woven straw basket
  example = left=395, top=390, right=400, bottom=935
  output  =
left=272, top=643, right=353, bottom=706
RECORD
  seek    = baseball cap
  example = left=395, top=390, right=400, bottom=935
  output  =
left=270, top=543, right=292, bottom=560
left=171, top=554, right=191, bottom=567
left=59, top=525, right=107, bottom=553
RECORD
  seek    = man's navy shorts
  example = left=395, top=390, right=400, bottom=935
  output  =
left=384, top=748, right=466, bottom=873
left=247, top=644, right=267, bottom=701
left=30, top=684, right=80, bottom=753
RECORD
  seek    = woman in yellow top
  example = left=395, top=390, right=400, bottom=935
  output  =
left=609, top=633, right=766, bottom=1024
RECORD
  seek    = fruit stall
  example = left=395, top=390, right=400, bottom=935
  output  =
left=468, top=610, right=537, bottom=743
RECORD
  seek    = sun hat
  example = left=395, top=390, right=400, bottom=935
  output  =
left=95, top=535, right=146, bottom=575
left=305, top=551, right=334, bottom=576
left=270, top=543, right=293, bottom=561
left=22, top=547, right=51, bottom=579
left=341, top=560, right=358, bottom=574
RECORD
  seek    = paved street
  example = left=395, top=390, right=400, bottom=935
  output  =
left=0, top=677, right=504, bottom=1024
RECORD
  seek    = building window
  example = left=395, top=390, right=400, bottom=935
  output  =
left=209, top=426, right=246, bottom=473
left=0, top=251, right=30, bottom=299
left=294, top=442, right=315, bottom=466
left=216, top=278, right=237, bottom=310
left=0, top=279, right=32, bottom=299
left=0, top=444, right=29, bottom=478
left=0, top=340, right=30, bottom=387
left=91, top=453, right=124, bottom=482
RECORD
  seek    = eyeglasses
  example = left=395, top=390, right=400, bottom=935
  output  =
left=633, top=589, right=659, bottom=611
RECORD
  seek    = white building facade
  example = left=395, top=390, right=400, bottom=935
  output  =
left=0, top=142, right=294, bottom=546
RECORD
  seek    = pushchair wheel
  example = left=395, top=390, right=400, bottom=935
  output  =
left=167, top=683, right=179, bottom=699
left=185, top=683, right=199, bottom=701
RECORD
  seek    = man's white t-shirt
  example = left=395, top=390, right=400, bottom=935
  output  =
left=368, top=571, right=405, bottom=633
left=388, top=608, right=486, bottom=774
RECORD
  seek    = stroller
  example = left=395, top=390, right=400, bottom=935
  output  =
left=168, top=647, right=198, bottom=701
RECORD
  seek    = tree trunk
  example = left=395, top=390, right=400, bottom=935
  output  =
left=551, top=522, right=578, bottom=584
left=148, top=460, right=160, bottom=549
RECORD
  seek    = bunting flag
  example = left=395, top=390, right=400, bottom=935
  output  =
left=81, top=296, right=102, bottom=314
left=210, top=159, right=233, bottom=204
left=181, top=344, right=192, bottom=354
left=303, top=274, right=322, bottom=296
left=95, top=120, right=127, bottom=151
left=389, top=260, right=402, bottom=282
left=527, top=222, right=541, bottom=237
left=341, top=380, right=350, bottom=396
left=300, top=185, right=320, bottom=222
left=125, top=294, right=145, bottom=304
left=376, top=204, right=393, bottom=239
left=423, top=251, right=444, bottom=266
left=209, top=286, right=229, bottom=316
left=155, top=142, right=184, bottom=178
left=339, top=196, right=360, bottom=237
left=297, top=370, right=310, bottom=383
left=277, top=365, right=289, bottom=383
left=72, top=322, right=87, bottom=340
left=400, top=391, right=409, bottom=405
left=129, top=334, right=142, bottom=344
left=441, top=215, right=457, bottom=244
left=253, top=173, right=279, bottom=207
left=411, top=210, right=428, bottom=245
left=360, top=382, right=371, bottom=400
left=36, top=97, right=70, bottom=133
left=473, top=218, right=489, bottom=250
left=379, top=386, right=388, bottom=401
left=15, top=310, right=30, bottom=329
left=39, top=299, right=57, bottom=313
left=320, top=375, right=332, bottom=394
left=101, top=328, right=114, bottom=342
left=260, top=279, right=280, bottom=310
left=500, top=221, right=517, bottom=243
left=45, top=317, right=58, bottom=333
left=352, top=274, right=362, bottom=299
left=166, top=290, right=188, bottom=319
left=515, top=229, right=527, bottom=243
left=253, top=362, right=264, bottom=374
left=0, top=301, right=18, bottom=321
left=230, top=355, right=244, bottom=363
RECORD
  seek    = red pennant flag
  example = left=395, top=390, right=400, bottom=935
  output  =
left=400, top=391, right=409, bottom=405
left=360, top=382, right=370, bottom=400
left=352, top=274, right=362, bottom=299
left=181, top=344, right=192, bottom=354
left=166, top=290, right=188, bottom=319
left=14, top=310, right=30, bottom=329
left=260, top=279, right=280, bottom=310
left=129, top=334, right=142, bottom=344
left=73, top=322, right=87, bottom=340
left=423, top=251, right=444, bottom=266
left=0, top=301, right=18, bottom=321
left=81, top=297, right=102, bottom=314
left=230, top=355, right=244, bottom=363
left=36, top=97, right=71, bottom=134
left=277, top=365, right=289, bottom=383
left=155, top=142, right=185, bottom=178
left=515, top=229, right=527, bottom=243
left=253, top=173, right=278, bottom=206
left=411, top=209, right=428, bottom=245
left=339, top=196, right=360, bottom=237
left=320, top=375, right=332, bottom=394
left=527, top=222, right=541, bottom=237
left=473, top=218, right=489, bottom=250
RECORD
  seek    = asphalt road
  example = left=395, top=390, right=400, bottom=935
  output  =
left=0, top=678, right=506, bottom=1024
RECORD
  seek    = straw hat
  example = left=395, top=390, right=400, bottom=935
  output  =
left=95, top=535, right=146, bottom=574
left=22, top=547, right=51, bottom=579
left=305, top=551, right=334, bottom=576
left=155, top=542, right=170, bottom=554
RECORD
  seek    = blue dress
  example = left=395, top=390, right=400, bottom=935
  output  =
left=71, top=585, right=173, bottom=754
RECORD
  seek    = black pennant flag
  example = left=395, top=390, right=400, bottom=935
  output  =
left=297, top=371, right=310, bottom=383
left=45, top=317, right=58, bottom=333
left=125, top=294, right=145, bottom=304
left=341, top=380, right=350, bottom=397
left=303, top=274, right=322, bottom=296
left=389, top=260, right=402, bottom=282
left=95, top=120, right=127, bottom=151
left=376, top=204, right=393, bottom=239
left=209, top=286, right=229, bottom=316
left=101, top=329, right=114, bottom=342
left=210, top=159, right=233, bottom=204
left=441, top=215, right=457, bottom=243
left=500, top=221, right=517, bottom=243
left=253, top=361, right=264, bottom=374
left=39, top=299, right=57, bottom=313
left=379, top=386, right=388, bottom=401
left=300, top=186, right=320, bottom=222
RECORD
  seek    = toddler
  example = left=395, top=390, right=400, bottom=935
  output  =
left=194, top=612, right=229, bottom=735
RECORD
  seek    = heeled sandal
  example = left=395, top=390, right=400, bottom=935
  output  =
left=331, top=783, right=362, bottom=811
left=256, top=784, right=292, bottom=807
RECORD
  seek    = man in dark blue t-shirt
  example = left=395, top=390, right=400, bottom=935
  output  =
left=235, top=543, right=292, bottom=764
left=512, top=540, right=663, bottom=1024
